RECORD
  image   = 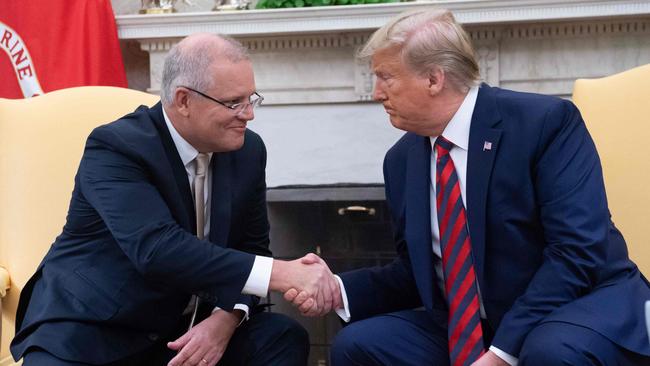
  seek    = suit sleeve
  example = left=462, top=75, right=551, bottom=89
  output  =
left=491, top=100, right=610, bottom=355
left=234, top=136, right=272, bottom=310
left=79, top=127, right=256, bottom=309
left=338, top=155, right=422, bottom=321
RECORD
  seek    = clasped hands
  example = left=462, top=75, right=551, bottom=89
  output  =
left=270, top=253, right=343, bottom=317
left=167, top=253, right=341, bottom=366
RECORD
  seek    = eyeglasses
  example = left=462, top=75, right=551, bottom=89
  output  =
left=181, top=86, right=264, bottom=115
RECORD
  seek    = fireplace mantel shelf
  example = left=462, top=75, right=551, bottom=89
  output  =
left=116, top=0, right=650, bottom=39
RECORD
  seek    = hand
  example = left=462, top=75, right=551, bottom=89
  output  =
left=167, top=309, right=242, bottom=366
left=283, top=254, right=342, bottom=317
left=269, top=253, right=339, bottom=316
left=470, top=350, right=510, bottom=366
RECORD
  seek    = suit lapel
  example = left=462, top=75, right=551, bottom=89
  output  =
left=405, top=136, right=435, bottom=310
left=149, top=104, right=196, bottom=234
left=466, top=84, right=502, bottom=291
left=209, top=153, right=232, bottom=247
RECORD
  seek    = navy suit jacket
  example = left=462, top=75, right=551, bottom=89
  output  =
left=340, top=85, right=650, bottom=357
left=11, top=103, right=272, bottom=363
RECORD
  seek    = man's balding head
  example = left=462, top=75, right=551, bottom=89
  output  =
left=160, top=33, right=250, bottom=105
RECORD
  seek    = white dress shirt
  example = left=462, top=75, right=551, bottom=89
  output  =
left=163, top=107, right=273, bottom=322
left=336, top=87, right=517, bottom=365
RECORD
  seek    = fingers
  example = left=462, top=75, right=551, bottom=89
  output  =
left=321, top=275, right=334, bottom=313
left=167, top=335, right=199, bottom=366
left=202, top=347, right=224, bottom=366
left=279, top=254, right=340, bottom=318
left=300, top=252, right=322, bottom=265
left=288, top=254, right=340, bottom=317
left=322, top=274, right=337, bottom=313
left=284, top=288, right=299, bottom=302
left=293, top=290, right=310, bottom=305
left=167, top=331, right=191, bottom=351
left=298, top=297, right=315, bottom=313
left=308, top=274, right=337, bottom=316
left=168, top=336, right=216, bottom=366
left=183, top=347, right=208, bottom=366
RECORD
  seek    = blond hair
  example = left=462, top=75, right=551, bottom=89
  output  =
left=359, top=8, right=480, bottom=92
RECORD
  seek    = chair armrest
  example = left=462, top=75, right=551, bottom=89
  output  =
left=0, top=266, right=9, bottom=298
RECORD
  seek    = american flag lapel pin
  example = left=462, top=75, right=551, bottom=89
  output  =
left=483, top=141, right=492, bottom=151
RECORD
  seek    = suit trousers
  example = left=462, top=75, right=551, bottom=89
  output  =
left=22, top=312, right=309, bottom=366
left=331, top=309, right=452, bottom=366
left=330, top=310, right=649, bottom=366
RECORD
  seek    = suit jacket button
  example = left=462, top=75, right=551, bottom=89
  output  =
left=148, top=333, right=159, bottom=342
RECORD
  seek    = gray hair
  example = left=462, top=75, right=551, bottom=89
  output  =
left=359, top=8, right=480, bottom=93
left=160, top=34, right=250, bottom=105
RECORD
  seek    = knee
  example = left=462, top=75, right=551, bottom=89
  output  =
left=519, top=323, right=586, bottom=366
left=266, top=313, right=310, bottom=351
left=331, top=321, right=378, bottom=365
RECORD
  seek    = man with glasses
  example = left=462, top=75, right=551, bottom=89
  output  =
left=11, top=33, right=338, bottom=366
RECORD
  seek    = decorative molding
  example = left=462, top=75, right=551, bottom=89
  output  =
left=502, top=19, right=650, bottom=39
left=469, top=28, right=502, bottom=41
left=138, top=39, right=180, bottom=52
left=476, top=43, right=500, bottom=87
left=241, top=33, right=368, bottom=51
left=116, top=0, right=650, bottom=39
left=354, top=53, right=374, bottom=101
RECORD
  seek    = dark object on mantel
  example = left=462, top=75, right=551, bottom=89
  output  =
left=264, top=193, right=395, bottom=365
left=267, top=183, right=386, bottom=202
left=256, top=0, right=399, bottom=9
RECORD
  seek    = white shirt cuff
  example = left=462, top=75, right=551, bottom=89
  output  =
left=241, top=255, right=273, bottom=298
left=212, top=304, right=250, bottom=327
left=333, top=275, right=351, bottom=322
left=489, top=346, right=518, bottom=366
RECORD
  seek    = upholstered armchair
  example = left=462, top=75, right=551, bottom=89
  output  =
left=572, top=63, right=650, bottom=277
left=0, top=87, right=158, bottom=364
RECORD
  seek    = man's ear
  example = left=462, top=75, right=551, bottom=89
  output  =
left=173, top=87, right=191, bottom=117
left=427, top=67, right=445, bottom=96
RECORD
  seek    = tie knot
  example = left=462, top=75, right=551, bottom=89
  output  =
left=435, top=136, right=454, bottom=156
left=195, top=153, right=209, bottom=176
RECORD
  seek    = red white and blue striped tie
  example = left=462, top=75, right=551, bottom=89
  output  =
left=435, top=136, right=484, bottom=366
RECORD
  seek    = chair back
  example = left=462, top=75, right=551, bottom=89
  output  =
left=0, top=86, right=159, bottom=362
left=572, top=64, right=650, bottom=276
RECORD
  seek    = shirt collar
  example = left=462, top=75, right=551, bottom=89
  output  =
left=430, top=85, right=479, bottom=151
left=162, top=106, right=212, bottom=168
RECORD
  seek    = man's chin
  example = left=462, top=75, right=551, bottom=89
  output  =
left=211, top=137, right=245, bottom=153
left=389, top=116, right=409, bottom=132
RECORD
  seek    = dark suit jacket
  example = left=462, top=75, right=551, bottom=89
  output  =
left=340, top=85, right=650, bottom=357
left=11, top=103, right=272, bottom=363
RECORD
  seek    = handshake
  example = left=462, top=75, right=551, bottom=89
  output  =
left=270, top=253, right=343, bottom=317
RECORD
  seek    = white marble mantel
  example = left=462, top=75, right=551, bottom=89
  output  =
left=117, top=0, right=650, bottom=39
left=115, top=0, right=650, bottom=187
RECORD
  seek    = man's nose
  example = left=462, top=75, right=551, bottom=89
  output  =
left=373, top=80, right=386, bottom=101
left=238, top=104, right=255, bottom=121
